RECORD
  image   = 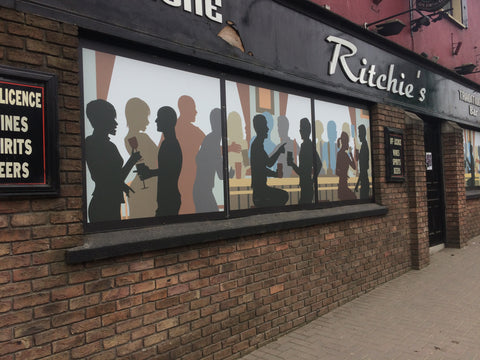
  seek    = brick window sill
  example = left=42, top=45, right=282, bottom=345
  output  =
left=66, top=203, right=388, bottom=264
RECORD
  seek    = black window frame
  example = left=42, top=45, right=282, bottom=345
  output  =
left=71, top=36, right=385, bottom=264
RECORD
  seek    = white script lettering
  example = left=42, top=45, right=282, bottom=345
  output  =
left=326, top=35, right=427, bottom=103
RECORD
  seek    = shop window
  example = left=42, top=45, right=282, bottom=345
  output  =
left=81, top=46, right=373, bottom=234
left=464, top=128, right=480, bottom=189
left=444, top=0, right=468, bottom=27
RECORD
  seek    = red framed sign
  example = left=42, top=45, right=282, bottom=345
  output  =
left=0, top=66, right=58, bottom=196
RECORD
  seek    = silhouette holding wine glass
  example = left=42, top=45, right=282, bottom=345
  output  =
left=128, top=137, right=147, bottom=190
left=85, top=99, right=141, bottom=223
left=137, top=106, right=183, bottom=217
left=123, top=97, right=158, bottom=219
left=336, top=131, right=357, bottom=200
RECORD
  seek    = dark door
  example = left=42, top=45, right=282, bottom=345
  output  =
left=424, top=121, right=445, bottom=246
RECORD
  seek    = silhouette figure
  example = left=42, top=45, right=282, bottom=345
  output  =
left=288, top=118, right=322, bottom=204
left=327, top=121, right=337, bottom=175
left=250, top=112, right=277, bottom=166
left=123, top=97, right=158, bottom=218
left=227, top=111, right=249, bottom=178
left=85, top=99, right=141, bottom=222
left=193, top=108, right=233, bottom=213
left=250, top=114, right=288, bottom=208
left=336, top=131, right=357, bottom=201
left=275, top=115, right=297, bottom=178
left=315, top=120, right=326, bottom=175
left=175, top=95, right=205, bottom=215
left=477, top=145, right=480, bottom=174
left=138, top=106, right=182, bottom=217
left=466, top=142, right=475, bottom=187
left=354, top=125, right=370, bottom=199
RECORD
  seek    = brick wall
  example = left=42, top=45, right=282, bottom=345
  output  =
left=404, top=113, right=429, bottom=269
left=442, top=121, right=467, bottom=248
left=0, top=7, right=437, bottom=360
left=464, top=197, right=480, bottom=241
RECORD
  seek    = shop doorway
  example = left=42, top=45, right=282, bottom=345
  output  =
left=424, top=121, right=445, bottom=246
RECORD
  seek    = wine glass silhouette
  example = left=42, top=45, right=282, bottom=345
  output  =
left=128, top=136, right=138, bottom=154
left=128, top=136, right=147, bottom=189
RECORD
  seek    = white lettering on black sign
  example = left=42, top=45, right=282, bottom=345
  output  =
left=458, top=89, right=480, bottom=118
left=326, top=36, right=427, bottom=103
left=160, top=0, right=223, bottom=23
left=0, top=81, right=45, bottom=184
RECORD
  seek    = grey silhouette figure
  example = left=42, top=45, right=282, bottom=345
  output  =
left=288, top=118, right=322, bottom=204
left=85, top=99, right=141, bottom=223
left=354, top=125, right=370, bottom=199
left=327, top=120, right=337, bottom=175
left=193, top=108, right=233, bottom=213
left=137, top=106, right=182, bottom=217
left=275, top=115, right=297, bottom=178
left=250, top=114, right=288, bottom=208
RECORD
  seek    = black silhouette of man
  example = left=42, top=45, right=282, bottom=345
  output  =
left=288, top=118, right=322, bottom=204
left=355, top=124, right=370, bottom=199
left=138, top=106, right=182, bottom=217
left=250, top=114, right=288, bottom=208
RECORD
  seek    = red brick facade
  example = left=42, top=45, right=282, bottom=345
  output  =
left=0, top=7, right=476, bottom=360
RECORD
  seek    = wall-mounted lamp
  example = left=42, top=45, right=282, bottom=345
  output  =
left=454, top=63, right=477, bottom=75
left=374, top=19, right=406, bottom=36
left=411, top=15, right=430, bottom=32
left=365, top=7, right=450, bottom=36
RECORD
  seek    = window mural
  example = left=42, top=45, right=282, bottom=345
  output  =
left=226, top=81, right=318, bottom=209
left=82, top=48, right=372, bottom=229
left=314, top=101, right=372, bottom=202
left=464, top=129, right=480, bottom=188
left=225, top=83, right=372, bottom=210
left=83, top=48, right=222, bottom=224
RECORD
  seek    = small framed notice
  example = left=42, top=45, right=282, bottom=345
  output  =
left=385, top=127, right=405, bottom=182
left=0, top=66, right=58, bottom=196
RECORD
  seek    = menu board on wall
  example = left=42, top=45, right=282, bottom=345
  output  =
left=0, top=66, right=58, bottom=196
left=385, top=127, right=405, bottom=182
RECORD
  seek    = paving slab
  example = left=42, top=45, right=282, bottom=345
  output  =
left=240, top=238, right=480, bottom=360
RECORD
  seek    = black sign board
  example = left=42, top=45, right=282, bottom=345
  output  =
left=385, top=127, right=405, bottom=182
left=0, top=66, right=58, bottom=196
left=14, top=0, right=480, bottom=129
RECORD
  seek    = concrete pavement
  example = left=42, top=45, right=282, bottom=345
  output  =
left=240, top=238, right=480, bottom=360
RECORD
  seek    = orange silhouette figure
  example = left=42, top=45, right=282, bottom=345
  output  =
left=175, top=95, right=205, bottom=214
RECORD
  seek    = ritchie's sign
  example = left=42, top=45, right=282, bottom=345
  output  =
left=326, top=36, right=427, bottom=103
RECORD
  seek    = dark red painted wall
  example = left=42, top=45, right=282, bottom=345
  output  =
left=311, top=0, right=480, bottom=84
